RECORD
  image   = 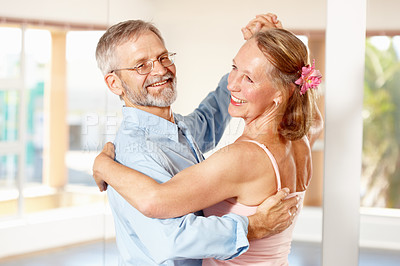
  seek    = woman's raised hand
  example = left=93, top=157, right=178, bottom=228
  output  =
left=241, top=13, right=283, bottom=40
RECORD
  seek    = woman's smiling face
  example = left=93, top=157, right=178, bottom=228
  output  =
left=227, top=38, right=280, bottom=123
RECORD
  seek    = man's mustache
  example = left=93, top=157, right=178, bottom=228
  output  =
left=143, top=72, right=175, bottom=88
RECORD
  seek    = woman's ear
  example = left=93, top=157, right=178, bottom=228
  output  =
left=273, top=91, right=283, bottom=106
left=104, top=73, right=124, bottom=97
left=289, top=83, right=297, bottom=98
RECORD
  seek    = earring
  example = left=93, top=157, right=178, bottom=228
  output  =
left=273, top=99, right=279, bottom=106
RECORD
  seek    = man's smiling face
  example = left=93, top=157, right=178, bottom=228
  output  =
left=116, top=31, right=177, bottom=107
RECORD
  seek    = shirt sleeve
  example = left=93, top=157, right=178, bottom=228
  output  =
left=179, top=73, right=232, bottom=153
left=109, top=153, right=249, bottom=264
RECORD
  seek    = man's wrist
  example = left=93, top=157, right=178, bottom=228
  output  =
left=247, top=214, right=273, bottom=240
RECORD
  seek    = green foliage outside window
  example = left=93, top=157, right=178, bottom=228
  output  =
left=362, top=37, right=400, bottom=208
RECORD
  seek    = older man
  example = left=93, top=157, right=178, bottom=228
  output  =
left=94, top=16, right=297, bottom=265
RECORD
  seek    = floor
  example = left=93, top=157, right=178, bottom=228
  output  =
left=0, top=240, right=399, bottom=266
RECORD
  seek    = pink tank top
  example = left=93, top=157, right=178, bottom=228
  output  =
left=203, top=140, right=305, bottom=266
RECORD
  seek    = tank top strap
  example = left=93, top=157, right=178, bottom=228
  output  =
left=241, top=140, right=281, bottom=191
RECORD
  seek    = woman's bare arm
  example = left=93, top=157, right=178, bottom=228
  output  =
left=93, top=142, right=255, bottom=218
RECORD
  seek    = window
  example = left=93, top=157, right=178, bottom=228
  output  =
left=0, top=27, right=54, bottom=216
left=0, top=27, right=21, bottom=80
left=0, top=26, right=23, bottom=218
left=66, top=30, right=113, bottom=187
left=362, top=35, right=400, bottom=209
left=0, top=24, right=111, bottom=218
left=24, top=29, right=50, bottom=188
left=0, top=20, right=115, bottom=261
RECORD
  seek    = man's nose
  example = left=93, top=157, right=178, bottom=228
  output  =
left=150, top=60, right=167, bottom=75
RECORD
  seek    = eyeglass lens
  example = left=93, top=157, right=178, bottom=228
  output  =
left=137, top=53, right=175, bottom=74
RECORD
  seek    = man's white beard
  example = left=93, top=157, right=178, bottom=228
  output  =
left=122, top=73, right=177, bottom=107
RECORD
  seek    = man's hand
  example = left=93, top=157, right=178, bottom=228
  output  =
left=92, top=142, right=116, bottom=192
left=247, top=188, right=299, bottom=240
left=242, top=13, right=283, bottom=40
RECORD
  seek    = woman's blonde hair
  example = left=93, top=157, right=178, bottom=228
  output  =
left=254, top=28, right=316, bottom=140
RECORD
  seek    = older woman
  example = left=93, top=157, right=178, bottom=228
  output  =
left=93, top=28, right=323, bottom=265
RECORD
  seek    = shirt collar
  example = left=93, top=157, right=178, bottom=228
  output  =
left=122, top=107, right=181, bottom=142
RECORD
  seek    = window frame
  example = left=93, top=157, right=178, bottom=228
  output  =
left=0, top=24, right=27, bottom=218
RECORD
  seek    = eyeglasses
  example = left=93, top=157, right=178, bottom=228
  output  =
left=110, top=52, right=176, bottom=75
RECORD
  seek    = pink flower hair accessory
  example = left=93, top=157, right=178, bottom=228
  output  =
left=295, top=59, right=322, bottom=95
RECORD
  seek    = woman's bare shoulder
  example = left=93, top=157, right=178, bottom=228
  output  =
left=207, top=141, right=272, bottom=179
left=213, top=140, right=267, bottom=162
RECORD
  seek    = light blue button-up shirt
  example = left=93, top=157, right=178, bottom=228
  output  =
left=107, top=74, right=250, bottom=265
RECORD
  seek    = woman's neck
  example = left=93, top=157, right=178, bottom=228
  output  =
left=241, top=115, right=281, bottom=143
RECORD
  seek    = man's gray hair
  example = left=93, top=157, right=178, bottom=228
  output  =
left=96, top=20, right=165, bottom=76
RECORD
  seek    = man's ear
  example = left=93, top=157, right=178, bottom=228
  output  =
left=105, top=73, right=124, bottom=96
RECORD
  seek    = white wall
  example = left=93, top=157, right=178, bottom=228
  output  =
left=366, top=0, right=400, bottom=31
left=0, top=0, right=109, bottom=25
